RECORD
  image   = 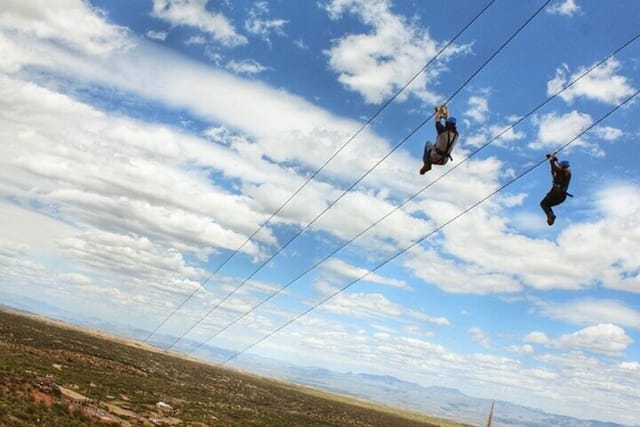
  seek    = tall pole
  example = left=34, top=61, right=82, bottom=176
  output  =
left=486, top=401, right=495, bottom=427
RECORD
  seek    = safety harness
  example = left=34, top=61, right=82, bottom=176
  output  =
left=432, top=130, right=458, bottom=164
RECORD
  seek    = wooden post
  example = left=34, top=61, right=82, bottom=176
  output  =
left=486, top=401, right=495, bottom=427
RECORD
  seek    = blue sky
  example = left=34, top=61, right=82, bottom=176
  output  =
left=1, top=0, right=639, bottom=424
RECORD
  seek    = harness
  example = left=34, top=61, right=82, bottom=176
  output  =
left=553, top=183, right=574, bottom=198
left=432, top=130, right=458, bottom=164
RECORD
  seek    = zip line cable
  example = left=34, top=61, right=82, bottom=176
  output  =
left=184, top=30, right=640, bottom=355
left=214, top=88, right=640, bottom=367
left=142, top=0, right=497, bottom=344
left=164, top=0, right=551, bottom=351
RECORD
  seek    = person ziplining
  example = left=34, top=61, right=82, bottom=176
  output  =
left=420, top=104, right=459, bottom=175
left=540, top=152, right=572, bottom=226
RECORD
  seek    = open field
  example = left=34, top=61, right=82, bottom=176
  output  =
left=0, top=308, right=472, bottom=426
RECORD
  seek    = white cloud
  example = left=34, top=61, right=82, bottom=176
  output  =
left=146, top=30, right=168, bottom=41
left=0, top=202, right=76, bottom=251
left=151, top=0, right=247, bottom=47
left=322, top=292, right=402, bottom=319
left=404, top=175, right=639, bottom=296
left=468, top=327, right=492, bottom=348
left=244, top=2, right=287, bottom=45
left=323, top=0, right=470, bottom=104
left=226, top=59, right=268, bottom=75
left=555, top=324, right=633, bottom=356
left=0, top=76, right=279, bottom=260
left=185, top=34, right=206, bottom=45
left=0, top=0, right=133, bottom=56
left=546, top=0, right=581, bottom=16
left=465, top=96, right=489, bottom=123
left=536, top=298, right=640, bottom=330
left=406, top=245, right=524, bottom=295
left=593, top=182, right=640, bottom=220
left=0, top=2, right=509, bottom=268
left=424, top=316, right=450, bottom=326
left=592, top=125, right=623, bottom=141
left=547, top=58, right=636, bottom=105
left=321, top=258, right=410, bottom=290
left=529, top=110, right=593, bottom=152
left=59, top=230, right=207, bottom=291
left=524, top=331, right=550, bottom=345
left=466, top=123, right=527, bottom=149
left=620, top=361, right=640, bottom=371
left=0, top=232, right=207, bottom=316
left=555, top=183, right=640, bottom=293
left=321, top=291, right=437, bottom=325
left=524, top=324, right=633, bottom=357
left=506, top=344, right=535, bottom=355
left=2, top=13, right=467, bottom=276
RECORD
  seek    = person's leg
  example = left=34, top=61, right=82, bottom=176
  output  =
left=540, top=191, right=563, bottom=225
left=420, top=143, right=433, bottom=175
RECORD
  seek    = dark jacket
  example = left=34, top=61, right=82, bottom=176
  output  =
left=550, top=159, right=571, bottom=193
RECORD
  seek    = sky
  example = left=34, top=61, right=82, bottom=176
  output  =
left=1, top=0, right=639, bottom=424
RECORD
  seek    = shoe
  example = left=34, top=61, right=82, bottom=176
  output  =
left=546, top=214, right=556, bottom=226
left=419, top=164, right=431, bottom=175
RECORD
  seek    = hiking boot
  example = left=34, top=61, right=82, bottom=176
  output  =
left=546, top=213, right=556, bottom=226
left=419, top=164, right=431, bottom=175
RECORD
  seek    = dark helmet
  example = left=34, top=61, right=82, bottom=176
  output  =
left=559, top=160, right=570, bottom=168
left=446, top=116, right=457, bottom=125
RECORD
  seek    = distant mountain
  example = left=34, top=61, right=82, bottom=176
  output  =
left=227, top=353, right=636, bottom=427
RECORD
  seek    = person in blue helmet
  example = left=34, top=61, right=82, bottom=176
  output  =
left=540, top=153, right=572, bottom=226
left=420, top=105, right=459, bottom=175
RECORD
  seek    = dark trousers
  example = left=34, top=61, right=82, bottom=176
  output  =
left=422, top=142, right=433, bottom=166
left=540, top=188, right=567, bottom=217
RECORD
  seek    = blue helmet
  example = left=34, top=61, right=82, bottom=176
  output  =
left=559, top=160, right=570, bottom=168
left=446, top=116, right=457, bottom=125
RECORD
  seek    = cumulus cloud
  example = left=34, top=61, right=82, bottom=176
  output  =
left=535, top=298, right=640, bottom=330
left=0, top=76, right=276, bottom=260
left=323, top=0, right=470, bottom=104
left=465, top=95, right=489, bottom=123
left=593, top=182, right=640, bottom=221
left=592, top=125, right=623, bottom=141
left=547, top=58, right=636, bottom=105
left=557, top=183, right=640, bottom=293
left=546, top=0, right=581, bottom=16
left=523, top=324, right=633, bottom=357
left=146, top=30, right=168, bottom=41
left=0, top=0, right=133, bottom=56
left=465, top=120, right=527, bottom=148
left=529, top=110, right=593, bottom=152
left=406, top=245, right=524, bottom=295
left=524, top=331, right=550, bottom=345
left=555, top=324, right=633, bottom=356
left=151, top=0, right=247, bottom=47
left=59, top=230, right=207, bottom=287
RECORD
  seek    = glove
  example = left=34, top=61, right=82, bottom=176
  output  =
left=435, top=104, right=448, bottom=116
